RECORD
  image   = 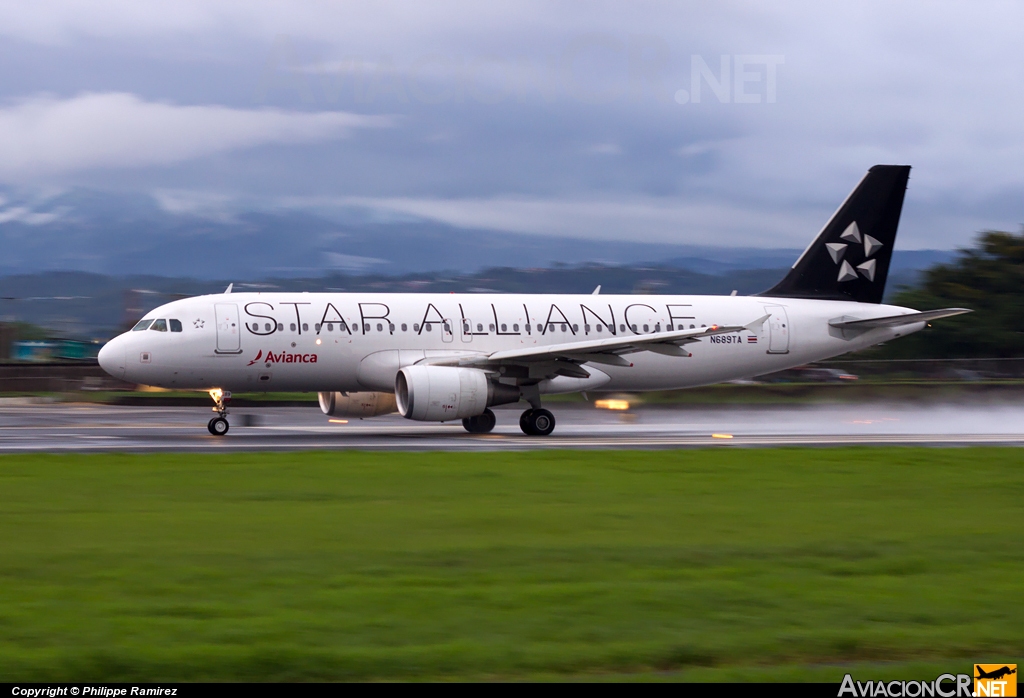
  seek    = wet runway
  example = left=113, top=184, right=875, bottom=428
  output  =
left=2, top=399, right=1024, bottom=452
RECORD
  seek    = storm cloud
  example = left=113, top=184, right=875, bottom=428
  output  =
left=0, top=0, right=1021, bottom=253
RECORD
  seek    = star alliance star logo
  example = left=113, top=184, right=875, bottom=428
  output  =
left=193, top=319, right=205, bottom=329
left=827, top=221, right=882, bottom=283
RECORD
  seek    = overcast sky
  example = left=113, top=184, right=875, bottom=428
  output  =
left=0, top=0, right=1021, bottom=250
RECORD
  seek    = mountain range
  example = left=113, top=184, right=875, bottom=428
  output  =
left=0, top=187, right=955, bottom=338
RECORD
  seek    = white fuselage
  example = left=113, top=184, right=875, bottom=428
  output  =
left=97, top=292, right=922, bottom=394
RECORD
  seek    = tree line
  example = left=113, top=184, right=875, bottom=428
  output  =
left=875, top=230, right=1024, bottom=359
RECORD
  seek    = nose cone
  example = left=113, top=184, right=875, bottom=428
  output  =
left=98, top=338, right=126, bottom=379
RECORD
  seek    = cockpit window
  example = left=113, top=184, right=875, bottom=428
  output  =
left=169, top=319, right=183, bottom=333
left=132, top=319, right=154, bottom=331
left=150, top=319, right=168, bottom=332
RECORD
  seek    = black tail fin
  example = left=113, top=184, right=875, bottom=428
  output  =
left=761, top=165, right=911, bottom=304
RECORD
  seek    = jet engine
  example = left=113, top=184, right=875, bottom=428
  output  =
left=318, top=391, right=398, bottom=418
left=395, top=365, right=520, bottom=421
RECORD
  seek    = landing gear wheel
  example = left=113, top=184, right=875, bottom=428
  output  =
left=462, top=408, right=496, bottom=434
left=521, top=408, right=555, bottom=436
left=208, top=417, right=229, bottom=436
left=520, top=409, right=535, bottom=435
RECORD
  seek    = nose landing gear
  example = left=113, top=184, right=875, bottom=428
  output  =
left=207, top=388, right=231, bottom=436
left=208, top=416, right=229, bottom=435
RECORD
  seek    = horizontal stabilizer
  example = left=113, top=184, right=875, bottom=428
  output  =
left=745, top=313, right=771, bottom=332
left=828, top=308, right=971, bottom=330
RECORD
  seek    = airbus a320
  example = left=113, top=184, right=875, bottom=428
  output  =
left=97, top=165, right=968, bottom=436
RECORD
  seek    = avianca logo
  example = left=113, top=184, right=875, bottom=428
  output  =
left=247, top=349, right=318, bottom=366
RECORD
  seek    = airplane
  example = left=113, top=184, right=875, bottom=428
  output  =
left=97, top=165, right=969, bottom=436
left=976, top=666, right=1017, bottom=681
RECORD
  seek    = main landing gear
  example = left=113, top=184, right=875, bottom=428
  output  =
left=462, top=408, right=496, bottom=434
left=461, top=384, right=556, bottom=436
left=460, top=406, right=557, bottom=436
left=519, top=408, right=556, bottom=436
left=207, top=388, right=231, bottom=436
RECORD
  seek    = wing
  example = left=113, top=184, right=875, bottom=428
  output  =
left=828, top=307, right=971, bottom=330
left=420, top=314, right=770, bottom=375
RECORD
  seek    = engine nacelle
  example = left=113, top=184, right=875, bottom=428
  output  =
left=318, top=391, right=398, bottom=418
left=395, top=365, right=520, bottom=421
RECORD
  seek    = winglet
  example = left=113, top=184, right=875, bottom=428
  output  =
left=224, top=283, right=233, bottom=294
left=592, top=285, right=601, bottom=295
left=744, top=313, right=771, bottom=332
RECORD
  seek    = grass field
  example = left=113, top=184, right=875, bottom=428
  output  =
left=1, top=448, right=1021, bottom=681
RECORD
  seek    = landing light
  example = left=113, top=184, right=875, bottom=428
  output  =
left=315, top=338, right=322, bottom=345
left=594, top=399, right=630, bottom=411
left=711, top=433, right=734, bottom=439
left=209, top=388, right=223, bottom=402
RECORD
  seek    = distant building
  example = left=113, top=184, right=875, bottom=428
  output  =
left=0, top=323, right=14, bottom=361
left=11, top=339, right=100, bottom=362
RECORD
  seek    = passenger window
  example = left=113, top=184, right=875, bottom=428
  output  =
left=290, top=323, right=296, bottom=331
left=425, top=324, right=432, bottom=332
left=377, top=323, right=383, bottom=332
left=302, top=323, right=309, bottom=331
left=584, top=324, right=590, bottom=332
left=364, top=324, right=370, bottom=332
left=133, top=319, right=154, bottom=331
left=264, top=323, right=272, bottom=332
left=277, top=323, right=283, bottom=331
left=620, top=324, right=626, bottom=332
left=401, top=323, right=408, bottom=332
left=572, top=324, right=578, bottom=332
left=413, top=324, right=420, bottom=331
left=643, top=324, right=649, bottom=332
left=597, top=325, right=603, bottom=332
left=513, top=324, right=519, bottom=332
left=315, top=323, right=321, bottom=332
left=561, top=324, right=567, bottom=332
left=327, top=323, right=333, bottom=332
left=537, top=324, right=543, bottom=332
left=489, top=324, right=495, bottom=331
left=169, top=319, right=183, bottom=332
left=631, top=324, right=638, bottom=332
left=150, top=319, right=168, bottom=332
left=477, top=323, right=483, bottom=332
left=389, top=323, right=395, bottom=332
left=500, top=324, right=506, bottom=332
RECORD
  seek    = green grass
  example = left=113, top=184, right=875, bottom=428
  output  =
left=1, top=448, right=1021, bottom=681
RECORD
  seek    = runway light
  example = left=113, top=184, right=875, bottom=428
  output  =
left=711, top=433, right=734, bottom=439
left=329, top=419, right=348, bottom=424
left=594, top=399, right=630, bottom=411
